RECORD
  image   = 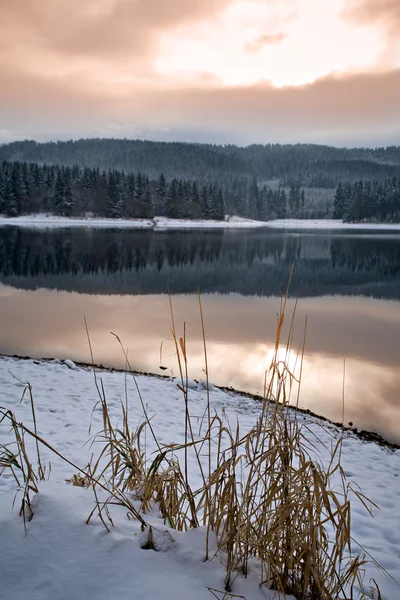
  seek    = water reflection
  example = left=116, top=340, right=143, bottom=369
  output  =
left=0, top=287, right=399, bottom=443
left=0, top=227, right=400, bottom=298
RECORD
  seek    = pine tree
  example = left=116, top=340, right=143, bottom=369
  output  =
left=141, top=176, right=154, bottom=218
left=215, top=188, right=225, bottom=220
left=333, top=182, right=345, bottom=219
left=63, top=175, right=74, bottom=216
left=177, top=180, right=185, bottom=218
left=182, top=180, right=193, bottom=219
left=289, top=183, right=301, bottom=215
left=248, top=176, right=259, bottom=219
left=200, top=185, right=209, bottom=219
left=54, top=169, right=74, bottom=216
left=277, top=188, right=287, bottom=219
left=135, top=172, right=144, bottom=204
left=124, top=173, right=137, bottom=218
left=0, top=171, right=5, bottom=213
left=5, top=176, right=19, bottom=216
left=167, top=179, right=179, bottom=218
left=232, top=178, right=247, bottom=216
left=54, top=170, right=65, bottom=215
left=81, top=167, right=95, bottom=214
left=191, top=180, right=201, bottom=218
left=8, top=163, right=23, bottom=215
left=155, top=174, right=167, bottom=216
left=106, top=171, right=123, bottom=218
left=342, top=183, right=352, bottom=221
left=207, top=184, right=217, bottom=220
left=259, top=186, right=270, bottom=220
left=300, top=189, right=305, bottom=216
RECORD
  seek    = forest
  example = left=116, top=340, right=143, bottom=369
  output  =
left=333, top=178, right=400, bottom=223
left=0, top=138, right=400, bottom=222
left=1, top=139, right=400, bottom=184
left=0, top=159, right=309, bottom=220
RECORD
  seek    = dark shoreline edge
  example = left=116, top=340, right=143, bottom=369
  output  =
left=2, top=352, right=399, bottom=452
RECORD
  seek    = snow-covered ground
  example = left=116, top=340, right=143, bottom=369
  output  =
left=265, top=219, right=400, bottom=231
left=0, top=214, right=155, bottom=229
left=0, top=214, right=269, bottom=229
left=2, top=214, right=400, bottom=231
left=153, top=215, right=269, bottom=229
left=0, top=356, right=399, bottom=600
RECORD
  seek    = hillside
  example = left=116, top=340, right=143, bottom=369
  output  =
left=1, top=139, right=400, bottom=186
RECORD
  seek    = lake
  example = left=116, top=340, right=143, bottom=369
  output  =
left=0, top=225, right=399, bottom=443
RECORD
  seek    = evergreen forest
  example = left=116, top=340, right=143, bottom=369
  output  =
left=0, top=138, right=400, bottom=222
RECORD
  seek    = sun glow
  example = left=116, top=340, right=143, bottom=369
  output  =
left=155, top=0, right=385, bottom=88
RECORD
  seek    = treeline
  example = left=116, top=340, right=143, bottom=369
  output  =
left=333, top=177, right=400, bottom=223
left=1, top=139, right=399, bottom=186
left=2, top=160, right=400, bottom=223
left=0, top=160, right=313, bottom=220
left=0, top=161, right=225, bottom=220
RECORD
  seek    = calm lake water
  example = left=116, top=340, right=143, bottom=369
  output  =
left=0, top=225, right=399, bottom=443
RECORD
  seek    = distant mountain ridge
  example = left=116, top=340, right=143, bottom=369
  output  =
left=1, top=138, right=399, bottom=186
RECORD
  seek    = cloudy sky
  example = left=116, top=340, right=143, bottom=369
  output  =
left=1, top=0, right=399, bottom=146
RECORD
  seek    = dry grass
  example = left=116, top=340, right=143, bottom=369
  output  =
left=0, top=281, right=391, bottom=599
left=0, top=408, right=40, bottom=530
left=0, top=378, right=48, bottom=531
left=74, top=282, right=383, bottom=599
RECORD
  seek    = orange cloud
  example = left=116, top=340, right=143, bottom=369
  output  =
left=344, top=0, right=400, bottom=36
left=342, top=0, right=400, bottom=65
left=0, top=0, right=398, bottom=145
left=0, top=64, right=398, bottom=146
left=0, top=0, right=232, bottom=59
left=139, top=70, right=400, bottom=145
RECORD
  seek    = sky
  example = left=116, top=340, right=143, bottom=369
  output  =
left=0, top=0, right=399, bottom=147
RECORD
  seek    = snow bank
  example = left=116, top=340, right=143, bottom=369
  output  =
left=264, top=218, right=400, bottom=231
left=0, top=356, right=399, bottom=599
left=1, top=214, right=400, bottom=231
left=0, top=214, right=269, bottom=230
left=153, top=215, right=269, bottom=229
left=1, top=481, right=278, bottom=600
left=0, top=214, right=155, bottom=229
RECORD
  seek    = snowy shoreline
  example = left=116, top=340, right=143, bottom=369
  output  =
left=1, top=354, right=400, bottom=600
left=2, top=352, right=399, bottom=451
left=2, top=214, right=400, bottom=231
left=0, top=214, right=268, bottom=229
left=265, top=218, right=400, bottom=231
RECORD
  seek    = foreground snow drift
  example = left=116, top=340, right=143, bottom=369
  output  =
left=1, top=482, right=283, bottom=600
left=0, top=356, right=399, bottom=600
